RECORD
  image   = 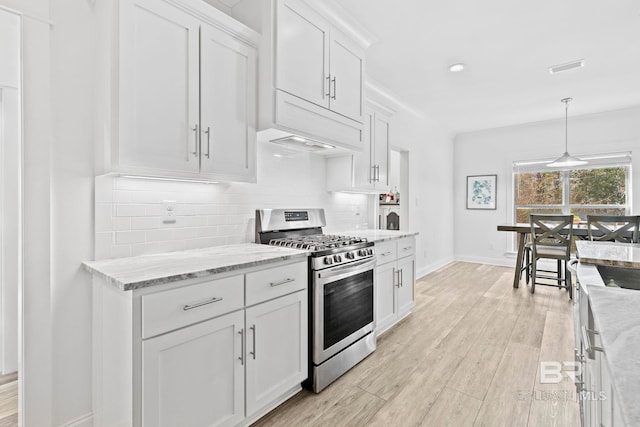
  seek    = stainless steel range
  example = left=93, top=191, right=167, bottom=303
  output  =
left=255, top=208, right=376, bottom=392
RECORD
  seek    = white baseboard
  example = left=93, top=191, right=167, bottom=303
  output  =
left=454, top=255, right=515, bottom=268
left=62, top=412, right=93, bottom=427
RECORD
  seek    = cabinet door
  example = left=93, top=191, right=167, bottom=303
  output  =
left=397, top=256, right=415, bottom=317
left=200, top=24, right=257, bottom=181
left=328, top=30, right=364, bottom=122
left=119, top=0, right=200, bottom=173
left=245, top=290, right=308, bottom=417
left=142, top=310, right=244, bottom=427
left=373, top=113, right=390, bottom=187
left=353, top=110, right=375, bottom=189
left=276, top=0, right=330, bottom=108
left=375, top=261, right=396, bottom=334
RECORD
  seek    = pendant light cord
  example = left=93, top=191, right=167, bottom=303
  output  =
left=562, top=97, right=572, bottom=152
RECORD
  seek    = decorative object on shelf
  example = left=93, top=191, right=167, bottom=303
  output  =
left=546, top=97, right=588, bottom=168
left=466, top=174, right=497, bottom=210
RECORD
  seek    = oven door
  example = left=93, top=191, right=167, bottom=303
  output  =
left=313, top=258, right=375, bottom=365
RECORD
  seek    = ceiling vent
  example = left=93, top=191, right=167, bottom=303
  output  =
left=549, top=59, right=585, bottom=74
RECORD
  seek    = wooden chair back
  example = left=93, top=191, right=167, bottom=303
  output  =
left=529, top=214, right=573, bottom=259
left=586, top=215, right=640, bottom=243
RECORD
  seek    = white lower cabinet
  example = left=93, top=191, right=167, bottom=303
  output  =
left=92, top=259, right=308, bottom=427
left=142, top=311, right=245, bottom=427
left=245, top=291, right=307, bottom=417
left=374, top=237, right=415, bottom=335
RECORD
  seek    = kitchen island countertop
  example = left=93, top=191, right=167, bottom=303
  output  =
left=587, top=285, right=640, bottom=427
left=83, top=243, right=309, bottom=291
left=576, top=240, right=640, bottom=269
left=333, top=229, right=418, bottom=243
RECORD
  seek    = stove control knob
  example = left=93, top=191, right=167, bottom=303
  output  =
left=345, top=252, right=355, bottom=259
left=334, top=255, right=342, bottom=263
left=358, top=249, right=366, bottom=256
left=367, top=248, right=374, bottom=256
left=324, top=256, right=333, bottom=265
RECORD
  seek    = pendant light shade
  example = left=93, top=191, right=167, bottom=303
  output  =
left=547, top=98, right=587, bottom=168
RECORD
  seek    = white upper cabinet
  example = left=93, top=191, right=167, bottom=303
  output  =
left=276, top=0, right=329, bottom=108
left=327, top=101, right=393, bottom=192
left=199, top=23, right=257, bottom=180
left=119, top=0, right=201, bottom=174
left=328, top=31, right=364, bottom=121
left=234, top=0, right=372, bottom=151
left=105, top=0, right=259, bottom=182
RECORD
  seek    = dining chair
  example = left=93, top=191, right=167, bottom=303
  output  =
left=586, top=215, right=640, bottom=243
left=529, top=214, right=573, bottom=298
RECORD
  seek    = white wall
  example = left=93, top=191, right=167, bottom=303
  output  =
left=453, top=106, right=640, bottom=266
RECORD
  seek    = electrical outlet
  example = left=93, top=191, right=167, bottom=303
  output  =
left=162, top=200, right=177, bottom=223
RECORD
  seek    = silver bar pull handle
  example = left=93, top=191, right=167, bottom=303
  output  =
left=191, top=124, right=199, bottom=157
left=331, top=76, right=336, bottom=100
left=370, top=165, right=376, bottom=183
left=183, top=296, right=223, bottom=311
left=402, top=246, right=413, bottom=251
left=204, top=126, right=211, bottom=159
left=400, top=268, right=403, bottom=287
left=270, top=278, right=295, bottom=287
left=381, top=251, right=392, bottom=257
left=324, top=74, right=331, bottom=98
left=394, top=268, right=400, bottom=287
left=238, top=329, right=244, bottom=365
left=250, top=324, right=256, bottom=359
left=375, top=165, right=380, bottom=182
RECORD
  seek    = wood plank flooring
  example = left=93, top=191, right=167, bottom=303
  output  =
left=253, top=262, right=580, bottom=427
left=0, top=373, right=17, bottom=427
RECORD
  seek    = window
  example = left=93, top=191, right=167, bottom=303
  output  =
left=513, top=153, right=631, bottom=223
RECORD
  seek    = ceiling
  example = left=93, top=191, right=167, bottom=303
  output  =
left=338, top=0, right=640, bottom=134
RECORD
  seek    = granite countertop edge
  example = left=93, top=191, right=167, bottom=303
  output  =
left=333, top=229, right=419, bottom=243
left=83, top=244, right=310, bottom=291
left=576, top=241, right=640, bottom=269
left=586, top=285, right=640, bottom=427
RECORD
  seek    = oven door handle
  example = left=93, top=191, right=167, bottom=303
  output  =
left=318, top=258, right=376, bottom=279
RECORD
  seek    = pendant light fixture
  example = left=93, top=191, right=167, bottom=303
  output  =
left=547, top=97, right=587, bottom=168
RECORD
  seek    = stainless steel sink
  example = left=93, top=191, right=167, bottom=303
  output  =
left=597, top=265, right=640, bottom=290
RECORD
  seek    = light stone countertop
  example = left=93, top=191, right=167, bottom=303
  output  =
left=576, top=241, right=640, bottom=269
left=333, top=229, right=419, bottom=243
left=587, top=285, right=640, bottom=427
left=83, top=243, right=309, bottom=291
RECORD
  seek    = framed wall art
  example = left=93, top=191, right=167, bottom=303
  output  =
left=466, top=174, right=497, bottom=210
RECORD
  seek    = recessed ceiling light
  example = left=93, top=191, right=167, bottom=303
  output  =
left=448, top=63, right=466, bottom=72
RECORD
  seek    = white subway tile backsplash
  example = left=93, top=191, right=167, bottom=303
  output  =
left=131, top=217, right=160, bottom=230
left=115, top=230, right=147, bottom=245
left=115, top=204, right=147, bottom=217
left=94, top=147, right=372, bottom=260
left=146, top=229, right=174, bottom=242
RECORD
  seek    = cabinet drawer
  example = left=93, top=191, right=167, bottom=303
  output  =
left=397, top=237, right=416, bottom=259
left=376, top=241, right=397, bottom=265
left=246, top=261, right=307, bottom=306
left=142, top=275, right=244, bottom=339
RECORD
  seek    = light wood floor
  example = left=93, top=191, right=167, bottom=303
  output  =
left=253, top=262, right=580, bottom=427
left=0, top=372, right=17, bottom=427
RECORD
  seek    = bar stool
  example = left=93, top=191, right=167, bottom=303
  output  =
left=529, top=214, right=573, bottom=299
left=586, top=215, right=640, bottom=243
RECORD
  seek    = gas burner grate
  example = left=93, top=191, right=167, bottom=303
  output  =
left=268, top=234, right=368, bottom=251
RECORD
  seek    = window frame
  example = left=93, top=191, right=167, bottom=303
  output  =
left=512, top=151, right=632, bottom=222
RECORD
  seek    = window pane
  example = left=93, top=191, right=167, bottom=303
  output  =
left=516, top=208, right=563, bottom=224
left=515, top=171, right=562, bottom=205
left=571, top=207, right=626, bottom=219
left=569, top=167, right=626, bottom=205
